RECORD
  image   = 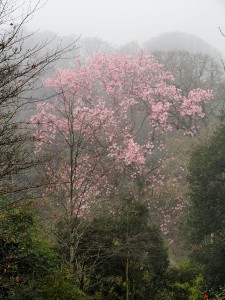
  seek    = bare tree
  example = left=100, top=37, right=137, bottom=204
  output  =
left=0, top=0, right=78, bottom=200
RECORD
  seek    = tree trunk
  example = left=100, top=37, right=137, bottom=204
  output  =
left=69, top=228, right=75, bottom=274
left=126, top=257, right=129, bottom=300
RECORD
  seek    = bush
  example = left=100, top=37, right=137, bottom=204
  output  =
left=155, top=260, right=205, bottom=300
left=38, top=268, right=91, bottom=300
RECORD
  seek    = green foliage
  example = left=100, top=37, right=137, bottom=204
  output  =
left=0, top=198, right=58, bottom=299
left=187, top=122, right=225, bottom=243
left=156, top=261, right=204, bottom=300
left=215, top=286, right=225, bottom=299
left=38, top=268, right=91, bottom=300
left=190, top=232, right=225, bottom=290
left=186, top=120, right=225, bottom=292
left=57, top=199, right=169, bottom=299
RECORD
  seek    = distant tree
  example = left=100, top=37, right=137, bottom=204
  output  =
left=143, top=32, right=221, bottom=58
left=153, top=50, right=225, bottom=120
left=78, top=37, right=115, bottom=63
left=117, top=40, right=140, bottom=55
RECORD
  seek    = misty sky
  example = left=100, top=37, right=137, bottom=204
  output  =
left=26, top=0, right=225, bottom=52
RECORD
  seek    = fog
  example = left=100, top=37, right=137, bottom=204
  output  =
left=25, top=0, right=225, bottom=53
left=2, top=1, right=225, bottom=296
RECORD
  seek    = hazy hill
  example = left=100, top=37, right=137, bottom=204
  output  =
left=143, top=32, right=221, bottom=59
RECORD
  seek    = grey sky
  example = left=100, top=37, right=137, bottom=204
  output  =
left=26, top=0, right=225, bottom=52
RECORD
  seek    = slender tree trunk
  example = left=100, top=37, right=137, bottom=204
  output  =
left=210, top=232, right=215, bottom=244
left=126, top=257, right=129, bottom=300
left=69, top=228, right=75, bottom=274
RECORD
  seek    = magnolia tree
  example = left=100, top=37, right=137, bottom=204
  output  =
left=31, top=52, right=212, bottom=270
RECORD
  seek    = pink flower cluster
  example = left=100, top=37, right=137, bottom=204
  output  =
left=31, top=52, right=213, bottom=213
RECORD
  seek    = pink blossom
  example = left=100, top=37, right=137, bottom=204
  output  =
left=31, top=52, right=213, bottom=216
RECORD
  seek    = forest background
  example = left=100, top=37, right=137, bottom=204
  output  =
left=0, top=1, right=225, bottom=299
